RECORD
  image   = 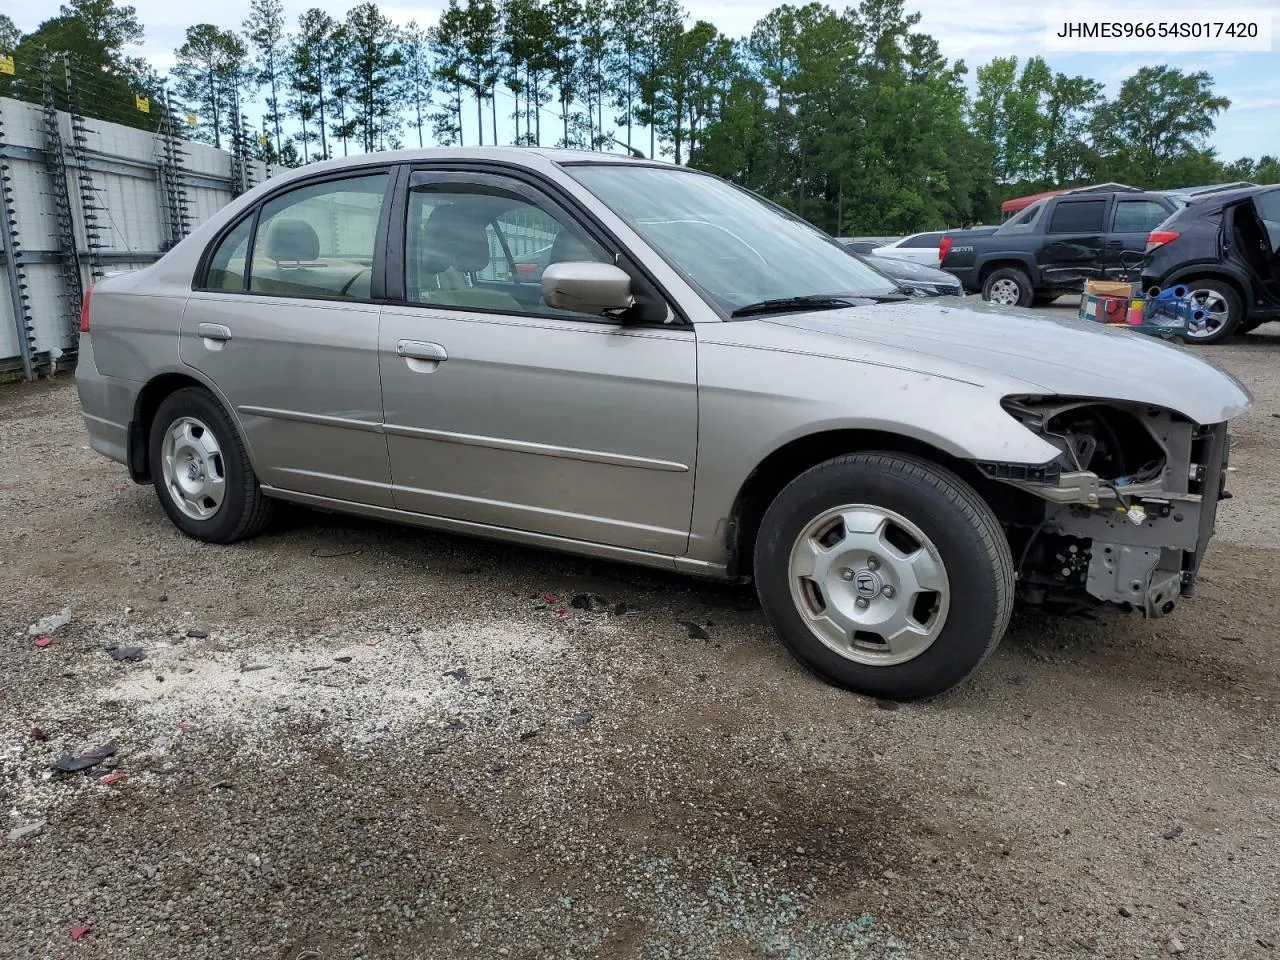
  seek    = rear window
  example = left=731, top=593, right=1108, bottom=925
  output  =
left=1048, top=199, right=1106, bottom=234
left=997, top=202, right=1044, bottom=234
left=897, top=232, right=945, bottom=248
left=1256, top=189, right=1280, bottom=223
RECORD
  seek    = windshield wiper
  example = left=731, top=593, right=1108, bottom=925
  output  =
left=730, top=295, right=860, bottom=318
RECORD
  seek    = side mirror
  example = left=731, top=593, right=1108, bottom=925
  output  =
left=542, top=261, right=635, bottom=316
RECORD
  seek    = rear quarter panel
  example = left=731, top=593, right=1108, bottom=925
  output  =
left=89, top=268, right=190, bottom=382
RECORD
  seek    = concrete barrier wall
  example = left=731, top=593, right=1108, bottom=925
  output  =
left=0, top=96, right=273, bottom=380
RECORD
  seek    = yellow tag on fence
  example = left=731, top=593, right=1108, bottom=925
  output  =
left=0, top=55, right=15, bottom=76
left=135, top=95, right=150, bottom=113
left=186, top=112, right=198, bottom=127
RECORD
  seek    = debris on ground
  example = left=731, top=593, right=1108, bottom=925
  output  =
left=52, top=743, right=118, bottom=774
left=100, top=771, right=127, bottom=786
left=679, top=620, right=710, bottom=640
left=6, top=821, right=45, bottom=842
left=70, top=925, right=91, bottom=941
left=570, top=713, right=593, bottom=727
left=27, top=606, right=72, bottom=636
left=1168, top=938, right=1187, bottom=954
left=108, top=646, right=145, bottom=661
left=186, top=628, right=209, bottom=639
left=29, top=726, right=47, bottom=741
left=33, top=635, right=53, bottom=648
left=443, top=667, right=470, bottom=684
left=1162, top=824, right=1184, bottom=840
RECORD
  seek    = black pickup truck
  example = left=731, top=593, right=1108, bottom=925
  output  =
left=940, top=191, right=1180, bottom=306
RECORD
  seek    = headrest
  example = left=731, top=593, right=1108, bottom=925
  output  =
left=263, top=217, right=319, bottom=263
left=421, top=202, right=491, bottom=274
left=548, top=228, right=596, bottom=265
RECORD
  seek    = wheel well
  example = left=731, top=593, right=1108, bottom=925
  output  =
left=129, top=373, right=206, bottom=481
left=726, top=430, right=993, bottom=578
left=978, top=260, right=1032, bottom=286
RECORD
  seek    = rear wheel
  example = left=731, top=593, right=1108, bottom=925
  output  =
left=982, top=267, right=1034, bottom=308
left=1183, top=280, right=1242, bottom=345
left=753, top=453, right=1015, bottom=700
left=148, top=387, right=275, bottom=543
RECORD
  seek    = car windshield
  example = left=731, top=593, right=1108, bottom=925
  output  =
left=568, top=164, right=899, bottom=315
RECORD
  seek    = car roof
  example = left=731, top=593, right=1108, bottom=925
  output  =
left=272, top=146, right=652, bottom=179
left=1172, top=184, right=1277, bottom=215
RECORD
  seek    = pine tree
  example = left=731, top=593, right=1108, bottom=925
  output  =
left=345, top=3, right=403, bottom=153
left=172, top=23, right=249, bottom=149
left=242, top=0, right=286, bottom=156
left=398, top=21, right=432, bottom=148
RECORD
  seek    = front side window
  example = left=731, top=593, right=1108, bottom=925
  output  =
left=404, top=179, right=610, bottom=317
left=567, top=165, right=897, bottom=313
left=1048, top=199, right=1106, bottom=234
left=1112, top=200, right=1170, bottom=233
left=248, top=173, right=388, bottom=300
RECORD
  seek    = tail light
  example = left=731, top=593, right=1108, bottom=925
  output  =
left=1145, top=230, right=1180, bottom=253
left=938, top=236, right=953, bottom=263
left=79, top=283, right=95, bottom=333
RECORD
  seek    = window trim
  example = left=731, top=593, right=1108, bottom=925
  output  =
left=385, top=161, right=689, bottom=328
left=193, top=165, right=397, bottom=304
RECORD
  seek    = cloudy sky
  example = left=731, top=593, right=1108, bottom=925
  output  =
left=14, top=0, right=1280, bottom=161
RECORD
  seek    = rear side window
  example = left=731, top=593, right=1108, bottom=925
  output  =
left=998, top=201, right=1044, bottom=233
left=1256, top=189, right=1280, bottom=223
left=1048, top=200, right=1106, bottom=234
left=204, top=216, right=252, bottom=290
left=898, top=232, right=944, bottom=248
left=248, top=173, right=388, bottom=300
left=1112, top=200, right=1170, bottom=233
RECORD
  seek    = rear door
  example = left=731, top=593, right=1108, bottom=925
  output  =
left=180, top=169, right=396, bottom=506
left=1036, top=197, right=1109, bottom=287
left=1106, top=197, right=1176, bottom=278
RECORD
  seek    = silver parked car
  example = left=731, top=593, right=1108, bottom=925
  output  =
left=76, top=148, right=1250, bottom=700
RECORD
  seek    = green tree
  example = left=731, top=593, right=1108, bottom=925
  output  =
left=575, top=0, right=612, bottom=147
left=430, top=1, right=468, bottom=145
left=293, top=9, right=335, bottom=159
left=1092, top=66, right=1230, bottom=186
left=461, top=0, right=500, bottom=145
left=243, top=0, right=287, bottom=157
left=634, top=0, right=683, bottom=160
left=172, top=23, right=249, bottom=149
left=548, top=0, right=582, bottom=147
left=345, top=2, right=402, bottom=152
left=498, top=0, right=553, bottom=145
left=605, top=0, right=646, bottom=149
left=399, top=21, right=432, bottom=148
left=0, top=15, right=22, bottom=54
left=326, top=23, right=356, bottom=155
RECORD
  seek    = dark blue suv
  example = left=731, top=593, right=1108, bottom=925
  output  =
left=1142, top=185, right=1280, bottom=344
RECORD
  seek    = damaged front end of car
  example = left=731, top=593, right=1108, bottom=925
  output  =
left=977, top=397, right=1233, bottom=617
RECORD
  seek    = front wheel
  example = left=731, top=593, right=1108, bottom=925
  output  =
left=753, top=453, right=1014, bottom=700
left=148, top=387, right=275, bottom=543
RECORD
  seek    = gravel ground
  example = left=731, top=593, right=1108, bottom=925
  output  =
left=2, top=322, right=1278, bottom=960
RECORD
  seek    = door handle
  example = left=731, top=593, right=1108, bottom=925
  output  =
left=1105, top=240, right=1124, bottom=248
left=397, top=340, right=448, bottom=362
left=197, top=322, right=232, bottom=342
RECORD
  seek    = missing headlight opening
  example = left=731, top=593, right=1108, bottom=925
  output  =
left=988, top=398, right=1228, bottom=619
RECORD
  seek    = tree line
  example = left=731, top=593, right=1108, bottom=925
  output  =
left=3, top=0, right=1277, bottom=234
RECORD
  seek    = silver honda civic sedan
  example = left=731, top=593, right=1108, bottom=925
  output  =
left=75, top=148, right=1250, bottom=700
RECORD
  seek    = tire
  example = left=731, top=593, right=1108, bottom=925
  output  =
left=148, top=387, right=275, bottom=543
left=1183, top=279, right=1242, bottom=345
left=753, top=453, right=1014, bottom=700
left=982, top=267, right=1034, bottom=308
left=1239, top=318, right=1264, bottom=334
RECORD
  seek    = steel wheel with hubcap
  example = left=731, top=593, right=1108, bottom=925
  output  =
left=788, top=505, right=950, bottom=667
left=754, top=452, right=1015, bottom=700
left=160, top=416, right=226, bottom=520
left=981, top=267, right=1033, bottom=308
left=148, top=386, right=275, bottom=543
left=987, top=278, right=1021, bottom=306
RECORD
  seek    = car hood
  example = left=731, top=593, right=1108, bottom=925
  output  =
left=760, top=299, right=1251, bottom=424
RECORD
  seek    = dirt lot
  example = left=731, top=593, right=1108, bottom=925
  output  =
left=2, top=323, right=1278, bottom=960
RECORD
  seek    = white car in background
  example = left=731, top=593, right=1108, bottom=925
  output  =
left=871, top=227, right=997, bottom=266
